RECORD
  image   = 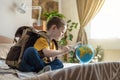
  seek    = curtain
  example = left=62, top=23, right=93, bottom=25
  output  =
left=76, top=0, right=105, bottom=44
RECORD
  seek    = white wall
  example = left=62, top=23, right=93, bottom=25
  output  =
left=103, top=50, right=120, bottom=61
left=0, top=0, right=32, bottom=38
left=60, top=0, right=80, bottom=44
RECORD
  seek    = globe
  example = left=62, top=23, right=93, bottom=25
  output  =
left=75, top=44, right=94, bottom=64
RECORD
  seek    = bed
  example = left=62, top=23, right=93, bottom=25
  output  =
left=0, top=35, right=120, bottom=80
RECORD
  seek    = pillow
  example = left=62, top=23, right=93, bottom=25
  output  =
left=0, top=43, right=13, bottom=59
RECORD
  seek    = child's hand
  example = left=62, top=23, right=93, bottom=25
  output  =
left=61, top=45, right=74, bottom=54
left=62, top=42, right=82, bottom=53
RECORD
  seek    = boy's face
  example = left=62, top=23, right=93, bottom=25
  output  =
left=53, top=25, right=67, bottom=41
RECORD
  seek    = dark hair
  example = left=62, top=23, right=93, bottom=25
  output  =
left=46, top=16, right=66, bottom=30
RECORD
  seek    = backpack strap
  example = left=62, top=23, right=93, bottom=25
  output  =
left=52, top=39, right=58, bottom=50
left=37, top=31, right=51, bottom=45
left=37, top=31, right=58, bottom=50
left=18, top=28, right=33, bottom=63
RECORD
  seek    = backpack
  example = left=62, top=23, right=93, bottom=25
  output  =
left=5, top=26, right=56, bottom=69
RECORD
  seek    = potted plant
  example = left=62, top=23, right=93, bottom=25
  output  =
left=58, top=20, right=78, bottom=63
left=92, top=45, right=104, bottom=62
left=42, top=11, right=65, bottom=22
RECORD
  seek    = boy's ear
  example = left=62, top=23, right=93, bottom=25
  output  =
left=51, top=25, right=57, bottom=30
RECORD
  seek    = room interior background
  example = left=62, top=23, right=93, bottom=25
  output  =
left=0, top=0, right=120, bottom=62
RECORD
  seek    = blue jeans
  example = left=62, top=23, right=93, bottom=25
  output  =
left=18, top=47, right=63, bottom=72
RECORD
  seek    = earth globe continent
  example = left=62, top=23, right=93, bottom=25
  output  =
left=75, top=44, right=94, bottom=63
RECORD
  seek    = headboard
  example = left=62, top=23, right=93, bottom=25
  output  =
left=0, top=35, right=13, bottom=59
left=0, top=35, right=13, bottom=43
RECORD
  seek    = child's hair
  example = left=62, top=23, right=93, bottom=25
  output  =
left=46, top=16, right=66, bottom=30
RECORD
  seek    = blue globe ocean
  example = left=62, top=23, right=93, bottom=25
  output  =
left=75, top=44, right=94, bottom=63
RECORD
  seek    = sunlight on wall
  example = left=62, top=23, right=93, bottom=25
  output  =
left=90, top=0, right=120, bottom=39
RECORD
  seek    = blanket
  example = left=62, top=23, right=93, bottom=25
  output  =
left=0, top=60, right=120, bottom=80
left=24, top=62, right=120, bottom=80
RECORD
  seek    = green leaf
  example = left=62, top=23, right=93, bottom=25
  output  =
left=72, top=22, right=75, bottom=25
left=69, top=51, right=74, bottom=57
left=70, top=25, right=73, bottom=28
left=68, top=29, right=72, bottom=32
left=68, top=34, right=73, bottom=41
left=68, top=58, right=74, bottom=63
left=59, top=37, right=67, bottom=46
left=67, top=20, right=71, bottom=23
left=74, top=23, right=78, bottom=28
left=42, top=11, right=65, bottom=21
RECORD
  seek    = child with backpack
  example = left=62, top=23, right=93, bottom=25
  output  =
left=16, top=17, right=72, bottom=73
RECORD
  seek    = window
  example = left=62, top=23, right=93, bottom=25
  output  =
left=90, top=0, right=120, bottom=39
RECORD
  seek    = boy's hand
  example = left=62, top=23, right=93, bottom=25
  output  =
left=61, top=46, right=71, bottom=53
left=61, top=42, right=82, bottom=54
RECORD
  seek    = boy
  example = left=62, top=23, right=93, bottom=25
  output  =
left=18, top=17, right=72, bottom=73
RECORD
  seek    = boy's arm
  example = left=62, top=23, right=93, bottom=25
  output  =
left=42, top=46, right=71, bottom=57
left=43, top=41, right=82, bottom=57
